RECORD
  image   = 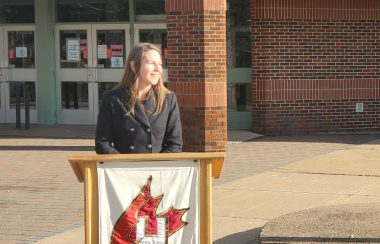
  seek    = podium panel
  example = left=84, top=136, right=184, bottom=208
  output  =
left=98, top=161, right=199, bottom=243
left=68, top=152, right=225, bottom=244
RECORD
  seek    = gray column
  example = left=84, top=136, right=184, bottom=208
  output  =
left=35, top=0, right=56, bottom=124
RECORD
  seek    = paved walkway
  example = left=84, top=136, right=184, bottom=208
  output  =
left=260, top=202, right=380, bottom=243
left=0, top=124, right=379, bottom=243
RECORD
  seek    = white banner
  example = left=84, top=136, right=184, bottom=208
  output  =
left=97, top=161, right=199, bottom=244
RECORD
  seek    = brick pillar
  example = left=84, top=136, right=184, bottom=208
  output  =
left=166, top=0, right=227, bottom=152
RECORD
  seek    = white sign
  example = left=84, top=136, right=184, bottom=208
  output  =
left=111, top=57, right=123, bottom=68
left=97, top=45, right=107, bottom=59
left=66, top=38, right=80, bottom=61
left=16, top=47, right=27, bottom=58
left=98, top=161, right=199, bottom=244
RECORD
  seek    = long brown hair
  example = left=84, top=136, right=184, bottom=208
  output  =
left=116, top=43, right=169, bottom=115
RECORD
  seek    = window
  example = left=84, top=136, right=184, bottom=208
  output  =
left=0, top=0, right=34, bottom=24
left=234, top=31, right=251, bottom=68
left=227, top=0, right=251, bottom=68
left=56, top=0, right=129, bottom=22
left=59, top=30, right=88, bottom=69
left=8, top=31, right=35, bottom=69
left=228, top=0, right=250, bottom=27
left=139, top=29, right=167, bottom=68
left=96, top=30, right=126, bottom=69
left=98, top=82, right=117, bottom=103
left=228, top=83, right=251, bottom=112
left=136, top=0, right=165, bottom=15
left=61, top=82, right=88, bottom=109
left=9, top=82, right=36, bottom=109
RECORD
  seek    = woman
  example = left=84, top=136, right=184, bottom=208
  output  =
left=95, top=43, right=182, bottom=154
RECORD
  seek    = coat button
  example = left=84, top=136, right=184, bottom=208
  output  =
left=129, top=128, right=135, bottom=132
left=146, top=144, right=152, bottom=149
left=146, top=128, right=151, bottom=133
left=129, top=145, right=135, bottom=150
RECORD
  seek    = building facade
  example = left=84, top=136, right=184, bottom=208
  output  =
left=0, top=0, right=229, bottom=151
left=0, top=0, right=379, bottom=151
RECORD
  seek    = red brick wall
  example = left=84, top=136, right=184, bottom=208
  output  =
left=253, top=100, right=380, bottom=134
left=251, top=0, right=380, bottom=134
left=166, top=0, right=227, bottom=151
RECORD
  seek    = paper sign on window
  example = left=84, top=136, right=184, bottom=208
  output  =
left=9, top=48, right=15, bottom=59
left=80, top=39, right=87, bottom=50
left=66, top=38, right=80, bottom=61
left=111, top=57, right=123, bottom=68
left=98, top=45, right=107, bottom=59
left=82, top=48, right=88, bottom=59
left=16, top=47, right=27, bottom=58
left=111, top=44, right=123, bottom=57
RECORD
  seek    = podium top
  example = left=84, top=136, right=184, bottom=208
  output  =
left=68, top=152, right=225, bottom=182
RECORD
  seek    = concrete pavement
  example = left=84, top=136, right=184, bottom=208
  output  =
left=0, top=124, right=379, bottom=243
left=213, top=136, right=380, bottom=243
left=260, top=202, right=380, bottom=243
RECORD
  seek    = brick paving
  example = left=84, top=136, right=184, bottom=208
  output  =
left=0, top=124, right=378, bottom=243
left=0, top=138, right=93, bottom=244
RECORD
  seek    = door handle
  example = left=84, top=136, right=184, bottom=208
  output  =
left=93, top=67, right=98, bottom=83
left=4, top=66, right=9, bottom=81
left=84, top=65, right=92, bottom=83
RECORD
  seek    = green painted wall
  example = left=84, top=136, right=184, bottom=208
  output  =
left=227, top=68, right=252, bottom=129
left=228, top=111, right=252, bottom=129
left=35, top=0, right=56, bottom=124
left=227, top=68, right=251, bottom=84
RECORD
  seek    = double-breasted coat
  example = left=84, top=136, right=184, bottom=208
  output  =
left=95, top=88, right=182, bottom=154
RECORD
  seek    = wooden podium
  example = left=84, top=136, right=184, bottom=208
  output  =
left=68, top=152, right=225, bottom=244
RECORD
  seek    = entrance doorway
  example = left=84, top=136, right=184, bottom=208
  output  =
left=55, top=23, right=167, bottom=125
left=0, top=25, right=36, bottom=123
left=55, top=24, right=129, bottom=124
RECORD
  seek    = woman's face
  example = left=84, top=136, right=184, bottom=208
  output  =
left=137, top=49, right=162, bottom=87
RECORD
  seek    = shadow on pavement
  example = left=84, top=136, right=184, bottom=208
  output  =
left=213, top=228, right=261, bottom=244
left=0, top=145, right=94, bottom=151
left=246, top=133, right=380, bottom=145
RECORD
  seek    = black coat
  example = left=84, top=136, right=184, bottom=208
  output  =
left=95, top=88, right=182, bottom=154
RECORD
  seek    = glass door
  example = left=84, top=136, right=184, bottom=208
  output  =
left=134, top=23, right=167, bottom=82
left=56, top=24, right=93, bottom=124
left=0, top=27, right=4, bottom=123
left=91, top=24, right=128, bottom=123
left=56, top=24, right=128, bottom=124
left=1, top=25, right=37, bottom=124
